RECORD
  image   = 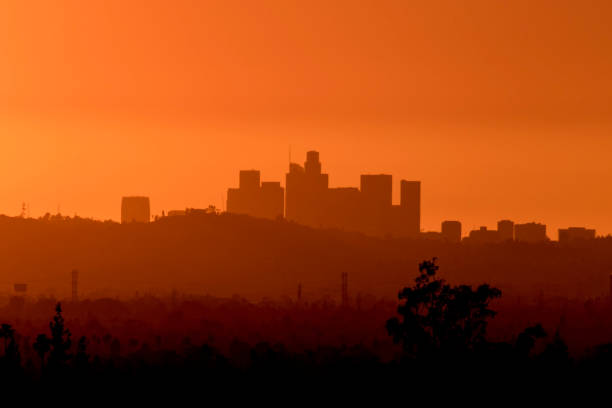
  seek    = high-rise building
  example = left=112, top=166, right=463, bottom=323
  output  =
left=325, top=187, right=363, bottom=231
left=227, top=170, right=284, bottom=220
left=441, top=220, right=462, bottom=243
left=514, top=222, right=548, bottom=243
left=121, top=196, right=150, bottom=223
left=260, top=182, right=284, bottom=219
left=360, top=174, right=392, bottom=208
left=400, top=180, right=421, bottom=236
left=239, top=170, right=260, bottom=191
left=282, top=151, right=422, bottom=238
left=228, top=169, right=262, bottom=215
left=304, top=150, right=322, bottom=175
left=285, top=151, right=329, bottom=226
left=386, top=205, right=412, bottom=238
left=558, top=227, right=596, bottom=244
left=360, top=174, right=392, bottom=236
left=497, top=219, right=514, bottom=241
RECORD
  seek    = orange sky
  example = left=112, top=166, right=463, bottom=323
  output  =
left=1, top=0, right=612, bottom=236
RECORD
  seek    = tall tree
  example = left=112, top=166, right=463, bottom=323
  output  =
left=386, top=258, right=501, bottom=357
left=33, top=334, right=51, bottom=371
left=47, top=303, right=72, bottom=369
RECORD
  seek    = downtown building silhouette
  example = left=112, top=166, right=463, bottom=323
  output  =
left=226, top=150, right=420, bottom=237
left=285, top=151, right=420, bottom=237
left=464, top=220, right=549, bottom=244
left=558, top=227, right=596, bottom=244
left=227, top=170, right=285, bottom=220
left=441, top=220, right=462, bottom=243
left=514, top=222, right=548, bottom=243
left=121, top=196, right=151, bottom=223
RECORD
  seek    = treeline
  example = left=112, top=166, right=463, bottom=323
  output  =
left=2, top=260, right=612, bottom=385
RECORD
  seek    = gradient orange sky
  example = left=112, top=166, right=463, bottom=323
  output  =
left=1, top=0, right=612, bottom=236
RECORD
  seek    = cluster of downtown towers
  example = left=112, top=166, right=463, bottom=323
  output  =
left=121, top=150, right=596, bottom=244
left=227, top=151, right=421, bottom=238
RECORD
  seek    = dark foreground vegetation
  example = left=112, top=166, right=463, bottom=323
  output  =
left=1, top=259, right=612, bottom=387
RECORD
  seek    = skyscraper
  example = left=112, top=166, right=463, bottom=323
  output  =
left=325, top=187, right=363, bottom=231
left=360, top=174, right=392, bottom=236
left=239, top=170, right=261, bottom=191
left=260, top=182, right=284, bottom=219
left=121, top=196, right=151, bottom=223
left=497, top=219, right=514, bottom=241
left=227, top=170, right=284, bottom=220
left=441, top=220, right=462, bottom=243
left=281, top=151, right=422, bottom=238
left=285, top=151, right=329, bottom=226
left=360, top=174, right=393, bottom=208
left=400, top=180, right=421, bottom=236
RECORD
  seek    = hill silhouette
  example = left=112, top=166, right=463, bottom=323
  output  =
left=0, top=213, right=611, bottom=300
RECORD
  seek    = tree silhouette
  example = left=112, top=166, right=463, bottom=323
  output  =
left=0, top=324, right=20, bottom=371
left=73, top=336, right=90, bottom=371
left=386, top=258, right=501, bottom=358
left=4, top=336, right=21, bottom=369
left=515, top=323, right=547, bottom=357
left=47, top=303, right=72, bottom=369
left=33, top=334, right=51, bottom=371
left=0, top=324, right=15, bottom=355
left=540, top=330, right=570, bottom=368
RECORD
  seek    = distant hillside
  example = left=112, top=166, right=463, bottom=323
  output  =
left=0, top=214, right=610, bottom=300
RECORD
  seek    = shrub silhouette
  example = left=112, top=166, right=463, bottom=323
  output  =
left=386, top=258, right=501, bottom=357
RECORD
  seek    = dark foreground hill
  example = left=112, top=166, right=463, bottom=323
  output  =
left=0, top=213, right=611, bottom=300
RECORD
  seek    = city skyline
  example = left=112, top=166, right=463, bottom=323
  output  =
left=6, top=141, right=609, bottom=240
left=108, top=149, right=600, bottom=242
left=2, top=1, right=612, bottom=236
